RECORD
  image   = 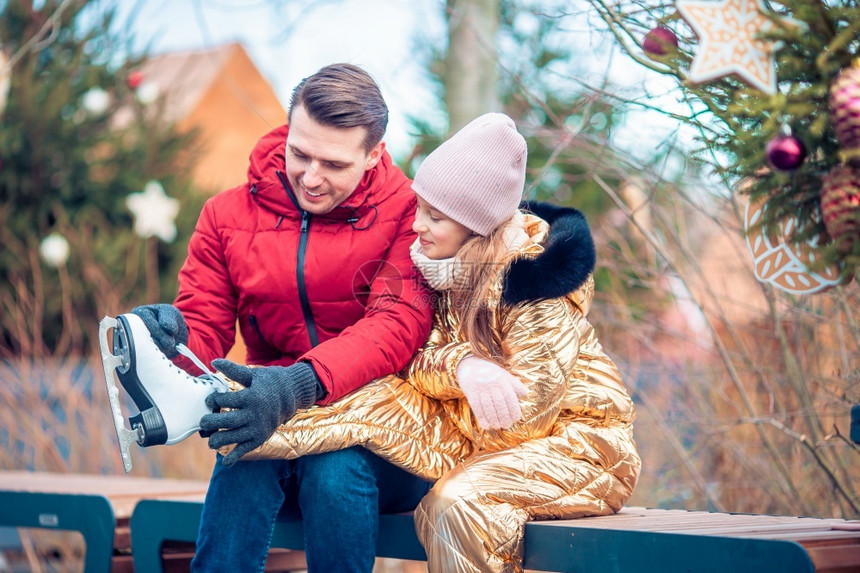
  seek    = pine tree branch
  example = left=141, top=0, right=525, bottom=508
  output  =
left=591, top=0, right=680, bottom=78
left=813, top=0, right=837, bottom=39
left=570, top=77, right=722, bottom=137
left=3, top=0, right=77, bottom=73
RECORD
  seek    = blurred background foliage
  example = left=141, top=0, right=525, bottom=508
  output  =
left=0, top=0, right=206, bottom=357
left=0, top=0, right=857, bottom=529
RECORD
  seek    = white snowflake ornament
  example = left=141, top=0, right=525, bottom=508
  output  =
left=677, top=0, right=795, bottom=94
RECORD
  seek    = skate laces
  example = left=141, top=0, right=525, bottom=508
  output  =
left=175, top=344, right=229, bottom=392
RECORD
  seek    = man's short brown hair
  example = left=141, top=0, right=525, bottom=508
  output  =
left=288, top=63, right=388, bottom=152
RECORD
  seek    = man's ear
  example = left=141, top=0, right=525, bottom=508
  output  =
left=365, top=141, right=385, bottom=170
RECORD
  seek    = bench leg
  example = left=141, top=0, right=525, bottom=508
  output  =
left=0, top=492, right=115, bottom=573
left=131, top=500, right=204, bottom=573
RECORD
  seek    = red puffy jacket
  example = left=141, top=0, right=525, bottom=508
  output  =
left=173, top=125, right=434, bottom=403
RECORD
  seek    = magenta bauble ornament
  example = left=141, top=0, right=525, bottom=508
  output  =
left=766, top=129, right=806, bottom=172
left=643, top=26, right=678, bottom=57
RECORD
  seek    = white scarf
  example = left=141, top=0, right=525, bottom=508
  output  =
left=410, top=211, right=529, bottom=291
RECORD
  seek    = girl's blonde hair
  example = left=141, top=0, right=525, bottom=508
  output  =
left=450, top=216, right=519, bottom=364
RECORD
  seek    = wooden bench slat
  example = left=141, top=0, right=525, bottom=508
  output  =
left=741, top=531, right=860, bottom=543
left=805, top=543, right=860, bottom=573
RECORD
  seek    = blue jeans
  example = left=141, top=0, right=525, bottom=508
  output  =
left=190, top=447, right=433, bottom=573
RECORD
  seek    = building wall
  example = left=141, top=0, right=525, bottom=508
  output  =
left=178, top=44, right=286, bottom=194
left=175, top=44, right=286, bottom=362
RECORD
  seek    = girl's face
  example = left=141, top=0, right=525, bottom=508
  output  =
left=412, top=195, right=473, bottom=260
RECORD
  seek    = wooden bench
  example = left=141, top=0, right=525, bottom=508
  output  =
left=3, top=471, right=859, bottom=572
left=131, top=501, right=860, bottom=572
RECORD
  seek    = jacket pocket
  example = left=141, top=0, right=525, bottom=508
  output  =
left=249, top=314, right=271, bottom=347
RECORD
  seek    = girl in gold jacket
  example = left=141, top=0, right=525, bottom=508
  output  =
left=232, top=113, right=641, bottom=572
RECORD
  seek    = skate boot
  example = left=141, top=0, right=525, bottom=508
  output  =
left=99, top=313, right=229, bottom=472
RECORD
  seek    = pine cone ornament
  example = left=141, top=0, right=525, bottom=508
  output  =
left=820, top=164, right=860, bottom=255
left=830, top=60, right=860, bottom=166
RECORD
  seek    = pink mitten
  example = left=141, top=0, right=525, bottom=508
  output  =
left=455, top=355, right=528, bottom=430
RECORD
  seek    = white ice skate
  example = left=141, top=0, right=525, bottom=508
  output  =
left=98, top=313, right=229, bottom=472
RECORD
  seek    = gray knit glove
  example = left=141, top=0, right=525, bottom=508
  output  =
left=201, top=360, right=323, bottom=466
left=130, top=304, right=188, bottom=358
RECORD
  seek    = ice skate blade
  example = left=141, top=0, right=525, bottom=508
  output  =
left=99, top=316, right=144, bottom=472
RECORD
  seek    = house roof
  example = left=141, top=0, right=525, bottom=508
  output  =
left=140, top=43, right=242, bottom=125
left=127, top=42, right=286, bottom=193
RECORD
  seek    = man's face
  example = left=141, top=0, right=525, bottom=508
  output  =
left=285, top=105, right=384, bottom=215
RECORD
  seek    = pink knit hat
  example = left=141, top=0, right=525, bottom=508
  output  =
left=411, top=113, right=527, bottom=236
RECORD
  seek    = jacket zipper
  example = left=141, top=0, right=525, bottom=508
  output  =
left=297, top=211, right=320, bottom=348
left=275, top=170, right=320, bottom=349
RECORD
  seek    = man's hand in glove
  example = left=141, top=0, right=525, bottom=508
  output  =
left=456, top=355, right=528, bottom=430
left=130, top=304, right=188, bottom=358
left=200, top=359, right=323, bottom=466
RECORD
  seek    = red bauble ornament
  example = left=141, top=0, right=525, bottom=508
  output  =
left=830, top=60, right=860, bottom=166
left=766, top=131, right=806, bottom=172
left=821, top=164, right=860, bottom=255
left=643, top=26, right=678, bottom=57
left=127, top=71, right=144, bottom=90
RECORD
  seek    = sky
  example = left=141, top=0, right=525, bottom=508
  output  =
left=116, top=0, right=447, bottom=159
left=110, top=0, right=691, bottom=173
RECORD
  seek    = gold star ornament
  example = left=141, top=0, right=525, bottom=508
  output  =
left=676, top=0, right=790, bottom=94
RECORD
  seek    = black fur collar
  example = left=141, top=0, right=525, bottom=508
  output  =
left=501, top=201, right=596, bottom=305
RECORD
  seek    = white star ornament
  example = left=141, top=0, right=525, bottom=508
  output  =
left=677, top=0, right=794, bottom=95
left=126, top=180, right=180, bottom=243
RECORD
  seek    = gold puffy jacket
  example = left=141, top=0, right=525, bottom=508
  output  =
left=231, top=203, right=641, bottom=572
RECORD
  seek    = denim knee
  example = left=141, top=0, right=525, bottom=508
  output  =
left=296, top=447, right=375, bottom=500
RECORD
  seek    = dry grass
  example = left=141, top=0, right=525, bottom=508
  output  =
left=0, top=352, right=216, bottom=479
left=592, top=184, right=860, bottom=519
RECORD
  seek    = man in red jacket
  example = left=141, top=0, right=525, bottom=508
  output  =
left=131, top=63, right=435, bottom=572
